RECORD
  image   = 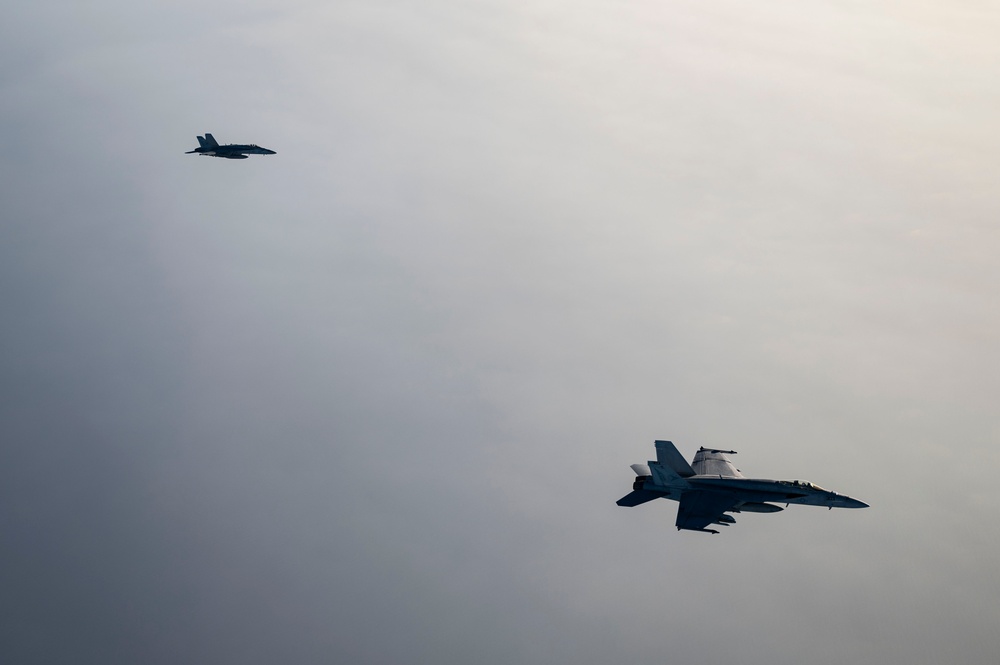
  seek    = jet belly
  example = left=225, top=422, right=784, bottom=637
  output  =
left=686, top=477, right=810, bottom=503
left=687, top=477, right=867, bottom=508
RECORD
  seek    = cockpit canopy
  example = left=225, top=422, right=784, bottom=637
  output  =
left=779, top=480, right=826, bottom=491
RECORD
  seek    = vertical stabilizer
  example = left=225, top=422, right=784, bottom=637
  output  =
left=203, top=133, right=219, bottom=148
left=654, top=440, right=695, bottom=477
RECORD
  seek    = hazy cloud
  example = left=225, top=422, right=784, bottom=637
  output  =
left=2, top=2, right=999, bottom=663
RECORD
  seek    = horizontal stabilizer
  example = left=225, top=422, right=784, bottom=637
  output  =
left=655, top=440, right=695, bottom=477
left=616, top=490, right=661, bottom=507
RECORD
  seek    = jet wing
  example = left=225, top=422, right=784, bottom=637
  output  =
left=675, top=490, right=739, bottom=532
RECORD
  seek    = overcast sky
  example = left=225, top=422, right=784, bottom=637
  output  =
left=2, top=1, right=999, bottom=663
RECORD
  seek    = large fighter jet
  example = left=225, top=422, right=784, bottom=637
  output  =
left=185, top=133, right=276, bottom=159
left=617, top=440, right=868, bottom=533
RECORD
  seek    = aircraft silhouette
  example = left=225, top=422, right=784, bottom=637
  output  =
left=185, top=133, right=276, bottom=159
left=618, top=441, right=868, bottom=533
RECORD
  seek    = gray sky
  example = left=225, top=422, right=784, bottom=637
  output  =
left=2, top=1, right=999, bottom=663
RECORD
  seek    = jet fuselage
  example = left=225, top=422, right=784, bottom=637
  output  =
left=670, top=476, right=868, bottom=509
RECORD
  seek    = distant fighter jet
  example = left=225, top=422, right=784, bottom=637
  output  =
left=617, top=441, right=868, bottom=533
left=185, top=133, right=276, bottom=159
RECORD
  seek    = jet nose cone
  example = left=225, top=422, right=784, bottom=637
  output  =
left=826, top=492, right=869, bottom=508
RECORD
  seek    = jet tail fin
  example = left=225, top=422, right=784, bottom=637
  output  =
left=200, top=133, right=219, bottom=148
left=655, top=440, right=695, bottom=477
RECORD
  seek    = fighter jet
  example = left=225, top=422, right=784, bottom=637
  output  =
left=185, top=133, right=276, bottom=159
left=617, top=440, right=868, bottom=533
